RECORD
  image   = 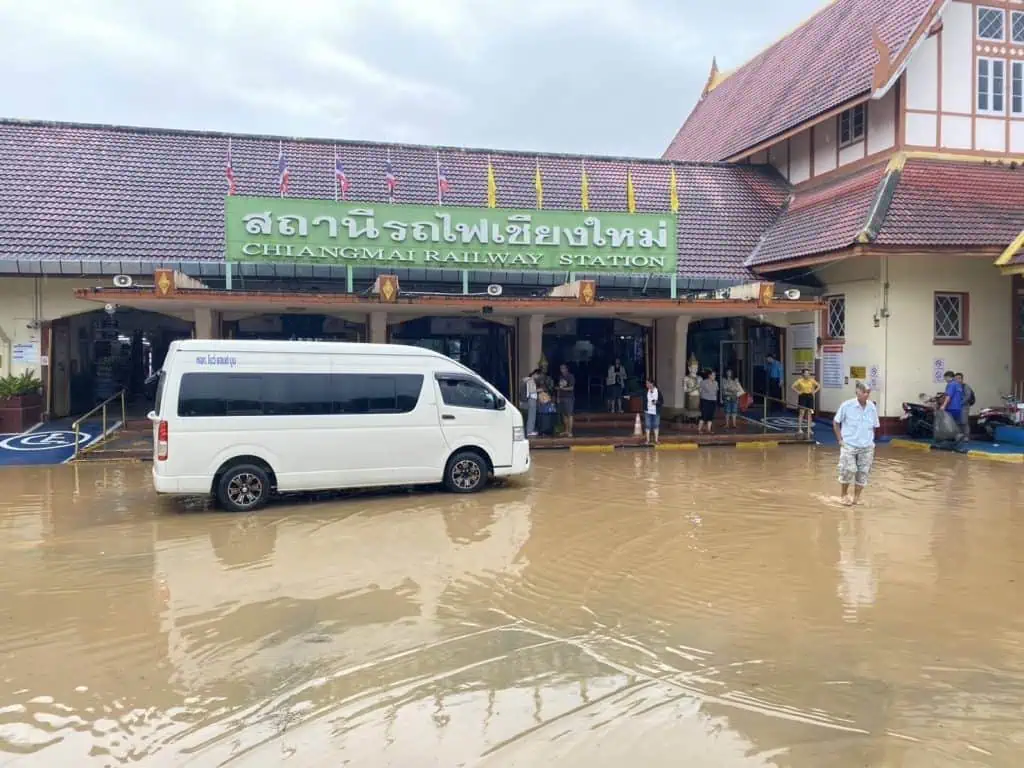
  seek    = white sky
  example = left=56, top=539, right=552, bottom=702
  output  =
left=0, top=0, right=827, bottom=156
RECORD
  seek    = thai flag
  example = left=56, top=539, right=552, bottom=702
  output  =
left=437, top=164, right=450, bottom=199
left=385, top=157, right=397, bottom=201
left=225, top=139, right=237, bottom=196
left=335, top=155, right=350, bottom=199
left=277, top=143, right=290, bottom=196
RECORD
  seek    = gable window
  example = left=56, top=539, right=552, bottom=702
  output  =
left=1013, top=10, right=1024, bottom=44
left=977, top=57, right=1006, bottom=114
left=978, top=7, right=1005, bottom=41
left=1013, top=61, right=1023, bottom=116
left=838, top=105, right=866, bottom=147
left=825, top=295, right=846, bottom=340
left=934, top=292, right=969, bottom=344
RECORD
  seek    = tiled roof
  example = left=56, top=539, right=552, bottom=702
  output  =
left=875, top=159, right=1024, bottom=248
left=0, top=120, right=789, bottom=280
left=745, top=156, right=1024, bottom=268
left=746, top=163, right=886, bottom=267
left=664, top=0, right=936, bottom=162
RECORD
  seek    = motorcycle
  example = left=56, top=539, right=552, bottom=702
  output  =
left=900, top=392, right=967, bottom=449
left=900, top=393, right=938, bottom=439
left=977, top=395, right=1024, bottom=441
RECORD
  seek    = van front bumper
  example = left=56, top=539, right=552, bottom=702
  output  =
left=495, top=441, right=531, bottom=478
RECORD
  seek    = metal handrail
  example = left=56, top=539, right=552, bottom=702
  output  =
left=747, top=390, right=809, bottom=433
left=72, top=389, right=127, bottom=460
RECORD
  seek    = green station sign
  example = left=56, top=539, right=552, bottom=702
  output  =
left=225, top=197, right=677, bottom=274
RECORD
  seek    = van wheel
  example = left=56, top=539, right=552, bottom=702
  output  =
left=444, top=451, right=487, bottom=494
left=217, top=464, right=270, bottom=512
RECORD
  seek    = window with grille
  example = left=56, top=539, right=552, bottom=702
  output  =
left=825, top=295, right=846, bottom=340
left=1013, top=61, right=1023, bottom=116
left=1013, top=11, right=1024, bottom=44
left=978, top=57, right=1006, bottom=115
left=934, top=293, right=968, bottom=342
left=978, top=7, right=1005, bottom=41
left=838, top=105, right=866, bottom=147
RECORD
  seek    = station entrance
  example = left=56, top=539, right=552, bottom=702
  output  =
left=542, top=318, right=649, bottom=413
left=48, top=308, right=192, bottom=420
left=389, top=317, right=513, bottom=398
left=224, top=313, right=364, bottom=342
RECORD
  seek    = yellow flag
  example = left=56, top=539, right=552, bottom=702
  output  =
left=626, top=168, right=637, bottom=214
left=669, top=165, right=679, bottom=213
left=534, top=160, right=544, bottom=210
left=486, top=159, right=497, bottom=209
left=580, top=162, right=590, bottom=212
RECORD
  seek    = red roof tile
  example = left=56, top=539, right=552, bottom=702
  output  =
left=746, top=156, right=1024, bottom=270
left=875, top=159, right=1024, bottom=248
left=746, top=163, right=886, bottom=267
left=664, top=0, right=936, bottom=162
left=0, top=120, right=788, bottom=281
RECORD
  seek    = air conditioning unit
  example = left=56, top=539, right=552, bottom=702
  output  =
left=486, top=284, right=503, bottom=297
left=112, top=274, right=133, bottom=288
left=784, top=288, right=801, bottom=300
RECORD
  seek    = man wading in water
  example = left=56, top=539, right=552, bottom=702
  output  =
left=832, top=381, right=880, bottom=506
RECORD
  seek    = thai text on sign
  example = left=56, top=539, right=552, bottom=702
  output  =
left=225, top=197, right=678, bottom=274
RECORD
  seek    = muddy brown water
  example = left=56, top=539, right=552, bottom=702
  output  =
left=0, top=449, right=1022, bottom=766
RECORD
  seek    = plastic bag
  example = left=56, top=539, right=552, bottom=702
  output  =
left=932, top=409, right=961, bottom=442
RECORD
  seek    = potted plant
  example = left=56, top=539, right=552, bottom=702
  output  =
left=0, top=370, right=43, bottom=433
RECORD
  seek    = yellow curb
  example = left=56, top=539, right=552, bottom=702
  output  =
left=736, top=441, right=780, bottom=449
left=656, top=443, right=699, bottom=451
left=570, top=445, right=616, bottom=453
left=967, top=450, right=1024, bottom=464
left=889, top=439, right=932, bottom=451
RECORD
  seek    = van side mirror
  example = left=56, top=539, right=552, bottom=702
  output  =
left=495, top=396, right=506, bottom=410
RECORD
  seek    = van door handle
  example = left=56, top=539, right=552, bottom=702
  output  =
left=442, top=414, right=456, bottom=420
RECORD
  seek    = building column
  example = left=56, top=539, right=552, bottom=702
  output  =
left=193, top=308, right=221, bottom=339
left=517, top=314, right=544, bottom=378
left=368, top=311, right=388, bottom=344
left=654, top=315, right=691, bottom=409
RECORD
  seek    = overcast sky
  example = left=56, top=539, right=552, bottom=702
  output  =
left=0, top=0, right=825, bottom=157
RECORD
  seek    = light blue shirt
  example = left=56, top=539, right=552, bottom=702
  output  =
left=833, top=397, right=880, bottom=449
left=768, top=359, right=783, bottom=382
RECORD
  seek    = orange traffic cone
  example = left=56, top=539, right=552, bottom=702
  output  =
left=633, top=413, right=642, bottom=437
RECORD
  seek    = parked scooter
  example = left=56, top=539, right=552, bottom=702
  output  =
left=900, top=393, right=938, bottom=439
left=900, top=392, right=967, bottom=450
left=977, top=395, right=1024, bottom=441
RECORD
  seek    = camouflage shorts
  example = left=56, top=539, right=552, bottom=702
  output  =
left=838, top=444, right=874, bottom=487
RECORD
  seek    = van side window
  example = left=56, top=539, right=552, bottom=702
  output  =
left=336, top=374, right=423, bottom=414
left=177, top=372, right=423, bottom=417
left=437, top=377, right=497, bottom=410
left=263, top=374, right=333, bottom=415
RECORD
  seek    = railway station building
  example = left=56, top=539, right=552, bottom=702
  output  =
left=1, top=0, right=1022, bottom=431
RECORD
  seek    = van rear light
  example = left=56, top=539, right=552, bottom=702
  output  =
left=157, top=420, right=168, bottom=461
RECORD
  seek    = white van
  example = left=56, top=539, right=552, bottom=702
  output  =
left=149, top=340, right=530, bottom=511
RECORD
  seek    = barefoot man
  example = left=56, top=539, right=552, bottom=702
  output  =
left=832, top=381, right=880, bottom=505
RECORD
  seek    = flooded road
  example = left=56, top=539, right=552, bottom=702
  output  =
left=1, top=448, right=1023, bottom=766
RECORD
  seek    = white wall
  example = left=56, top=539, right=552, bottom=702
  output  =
left=813, top=258, right=886, bottom=414
left=904, top=0, right=1024, bottom=154
left=756, top=93, right=896, bottom=184
left=789, top=130, right=812, bottom=183
left=813, top=116, right=838, bottom=174
left=0, top=277, right=98, bottom=377
left=815, top=255, right=1012, bottom=419
left=867, top=87, right=897, bottom=155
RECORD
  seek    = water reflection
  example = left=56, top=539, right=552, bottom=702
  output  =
left=0, top=449, right=1022, bottom=765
